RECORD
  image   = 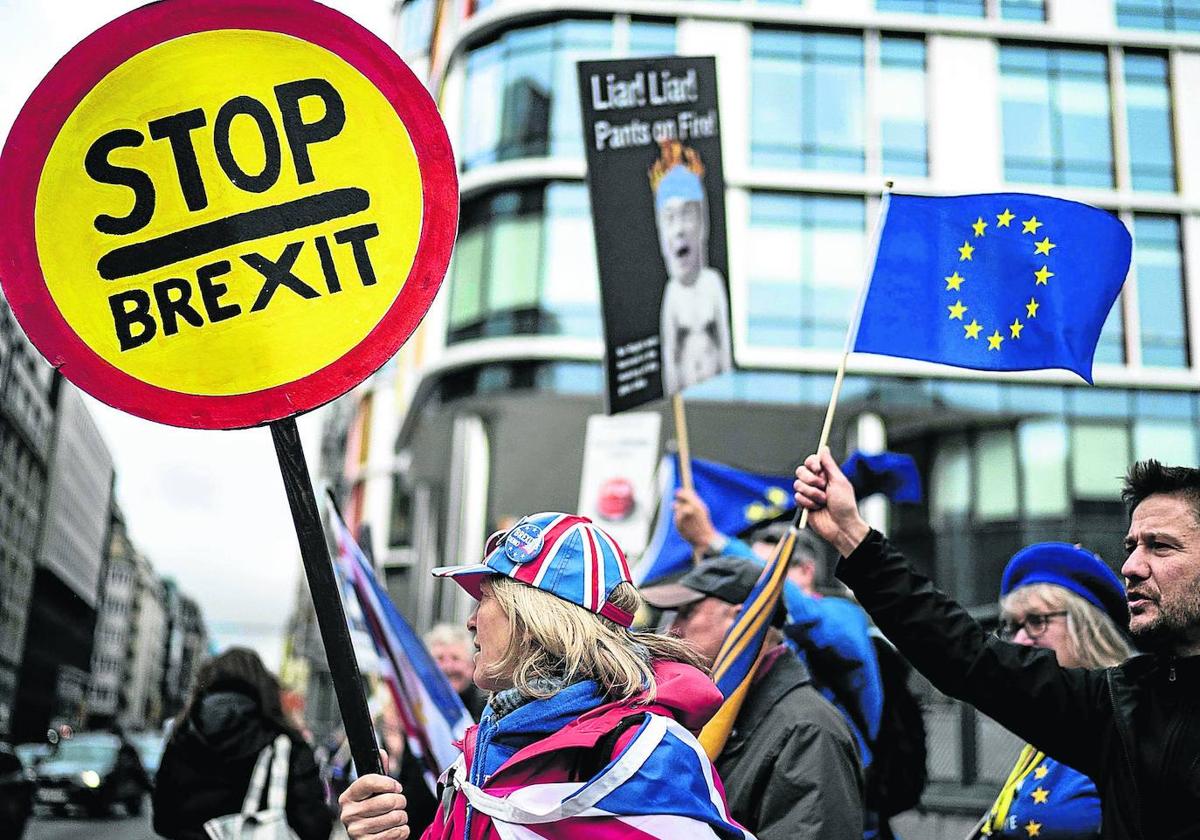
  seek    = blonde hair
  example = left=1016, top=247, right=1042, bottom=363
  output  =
left=480, top=577, right=707, bottom=703
left=1000, top=583, right=1133, bottom=669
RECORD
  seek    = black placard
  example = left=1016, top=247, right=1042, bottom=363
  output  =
left=577, top=56, right=732, bottom=414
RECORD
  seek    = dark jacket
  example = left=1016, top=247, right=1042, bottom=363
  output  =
left=152, top=690, right=332, bottom=840
left=838, top=530, right=1200, bottom=840
left=715, top=645, right=864, bottom=840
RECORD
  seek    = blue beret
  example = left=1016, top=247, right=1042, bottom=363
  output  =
left=1000, top=542, right=1128, bottom=630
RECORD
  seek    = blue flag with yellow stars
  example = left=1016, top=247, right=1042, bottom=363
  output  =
left=854, top=193, right=1132, bottom=383
left=635, top=454, right=795, bottom=584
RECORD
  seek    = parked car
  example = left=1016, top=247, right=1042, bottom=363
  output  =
left=32, top=731, right=149, bottom=817
left=0, top=741, right=35, bottom=838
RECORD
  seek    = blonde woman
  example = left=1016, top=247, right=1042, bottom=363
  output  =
left=975, top=543, right=1133, bottom=839
left=339, top=512, right=754, bottom=840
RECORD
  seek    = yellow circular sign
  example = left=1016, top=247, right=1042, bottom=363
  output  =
left=37, top=30, right=421, bottom=396
left=1, top=0, right=457, bottom=428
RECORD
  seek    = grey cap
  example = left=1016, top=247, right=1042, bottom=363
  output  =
left=641, top=556, right=785, bottom=625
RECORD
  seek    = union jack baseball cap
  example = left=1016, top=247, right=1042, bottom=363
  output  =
left=431, top=512, right=636, bottom=628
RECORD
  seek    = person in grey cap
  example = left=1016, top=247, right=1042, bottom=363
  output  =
left=673, top=490, right=886, bottom=781
left=643, top=555, right=864, bottom=840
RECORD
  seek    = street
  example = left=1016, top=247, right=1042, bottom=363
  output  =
left=23, top=809, right=353, bottom=840
left=25, top=808, right=155, bottom=840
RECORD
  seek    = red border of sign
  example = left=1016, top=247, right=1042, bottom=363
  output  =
left=0, top=0, right=457, bottom=430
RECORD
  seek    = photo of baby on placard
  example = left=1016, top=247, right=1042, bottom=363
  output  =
left=648, top=140, right=732, bottom=396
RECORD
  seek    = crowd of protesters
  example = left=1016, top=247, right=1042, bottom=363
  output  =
left=147, top=456, right=1200, bottom=840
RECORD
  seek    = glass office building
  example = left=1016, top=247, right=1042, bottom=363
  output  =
left=326, top=0, right=1200, bottom=824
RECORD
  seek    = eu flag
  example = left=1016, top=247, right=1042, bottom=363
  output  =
left=634, top=454, right=795, bottom=584
left=853, top=193, right=1131, bottom=383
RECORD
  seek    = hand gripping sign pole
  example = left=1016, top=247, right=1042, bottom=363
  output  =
left=0, top=0, right=458, bottom=777
left=699, top=184, right=892, bottom=759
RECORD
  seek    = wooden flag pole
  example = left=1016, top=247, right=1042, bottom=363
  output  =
left=672, top=393, right=694, bottom=492
left=270, top=417, right=383, bottom=778
left=702, top=185, right=894, bottom=759
left=794, top=182, right=894, bottom=530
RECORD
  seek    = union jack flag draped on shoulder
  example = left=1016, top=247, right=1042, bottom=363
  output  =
left=445, top=714, right=755, bottom=839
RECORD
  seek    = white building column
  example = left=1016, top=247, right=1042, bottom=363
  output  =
left=927, top=35, right=1003, bottom=191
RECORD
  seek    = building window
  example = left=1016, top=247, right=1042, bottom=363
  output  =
left=397, top=0, right=436, bottom=57
left=1071, top=424, right=1129, bottom=500
left=877, top=0, right=984, bottom=15
left=880, top=36, right=928, bottom=176
left=975, top=429, right=1019, bottom=520
left=877, top=0, right=1044, bottom=17
left=746, top=192, right=866, bottom=350
left=932, top=434, right=971, bottom=522
left=1018, top=420, right=1068, bottom=516
left=448, top=182, right=600, bottom=343
left=1000, top=0, right=1045, bottom=20
left=1117, top=1, right=1200, bottom=32
left=1000, top=45, right=1113, bottom=188
left=460, top=18, right=675, bottom=170
left=1134, top=214, right=1188, bottom=368
left=1124, top=52, right=1176, bottom=192
left=1134, top=419, right=1198, bottom=464
left=389, top=475, right=414, bottom=548
left=751, top=30, right=866, bottom=171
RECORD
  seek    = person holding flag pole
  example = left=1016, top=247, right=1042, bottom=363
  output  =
left=685, top=183, right=898, bottom=764
left=787, top=192, right=1200, bottom=839
left=685, top=186, right=1135, bottom=837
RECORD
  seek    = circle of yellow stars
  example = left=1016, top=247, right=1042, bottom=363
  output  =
left=943, top=207, right=1055, bottom=353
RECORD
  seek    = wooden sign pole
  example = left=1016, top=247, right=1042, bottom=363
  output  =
left=270, top=418, right=383, bottom=777
left=671, top=393, right=694, bottom=492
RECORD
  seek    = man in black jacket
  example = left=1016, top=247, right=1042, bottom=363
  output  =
left=794, top=451, right=1200, bottom=840
left=643, top=556, right=864, bottom=840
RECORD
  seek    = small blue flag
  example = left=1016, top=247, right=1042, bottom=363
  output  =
left=854, top=193, right=1131, bottom=383
left=635, top=454, right=795, bottom=584
left=841, top=450, right=922, bottom=503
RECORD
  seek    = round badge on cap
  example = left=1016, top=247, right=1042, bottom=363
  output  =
left=505, top=523, right=544, bottom=564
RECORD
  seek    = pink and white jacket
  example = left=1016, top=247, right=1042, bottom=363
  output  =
left=421, top=661, right=754, bottom=840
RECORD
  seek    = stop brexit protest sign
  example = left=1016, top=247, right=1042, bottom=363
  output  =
left=0, top=0, right=457, bottom=429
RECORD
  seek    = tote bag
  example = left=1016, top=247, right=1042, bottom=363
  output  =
left=204, top=734, right=300, bottom=840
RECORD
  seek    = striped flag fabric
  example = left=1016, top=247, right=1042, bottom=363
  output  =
left=326, top=495, right=470, bottom=788
left=698, top=527, right=796, bottom=759
left=448, top=714, right=755, bottom=839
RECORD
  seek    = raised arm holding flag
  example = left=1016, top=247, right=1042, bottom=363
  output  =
left=691, top=186, right=1131, bottom=791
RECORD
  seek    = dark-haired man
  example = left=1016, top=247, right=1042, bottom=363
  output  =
left=794, top=454, right=1200, bottom=840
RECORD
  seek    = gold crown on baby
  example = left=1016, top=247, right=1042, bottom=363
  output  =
left=648, top=140, right=705, bottom=192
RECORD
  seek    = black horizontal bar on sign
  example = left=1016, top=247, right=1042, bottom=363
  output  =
left=96, top=187, right=371, bottom=280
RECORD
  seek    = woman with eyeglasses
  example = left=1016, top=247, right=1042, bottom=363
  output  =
left=973, top=543, right=1133, bottom=839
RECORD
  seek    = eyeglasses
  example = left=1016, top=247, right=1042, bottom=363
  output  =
left=996, top=611, right=1068, bottom=641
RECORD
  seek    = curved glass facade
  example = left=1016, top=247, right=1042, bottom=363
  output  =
left=460, top=18, right=676, bottom=170
left=449, top=182, right=600, bottom=342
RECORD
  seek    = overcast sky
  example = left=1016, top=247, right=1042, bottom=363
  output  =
left=1, top=0, right=396, bottom=669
